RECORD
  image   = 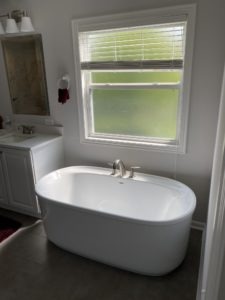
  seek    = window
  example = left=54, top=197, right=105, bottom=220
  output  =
left=72, top=5, right=196, bottom=153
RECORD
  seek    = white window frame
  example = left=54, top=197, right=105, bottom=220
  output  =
left=72, top=4, right=196, bottom=154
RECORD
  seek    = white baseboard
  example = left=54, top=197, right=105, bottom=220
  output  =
left=196, top=226, right=207, bottom=300
left=191, top=220, right=206, bottom=231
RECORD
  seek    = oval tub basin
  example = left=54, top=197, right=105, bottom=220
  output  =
left=35, top=166, right=196, bottom=275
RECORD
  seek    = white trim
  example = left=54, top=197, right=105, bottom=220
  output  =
left=201, top=174, right=225, bottom=300
left=90, top=83, right=181, bottom=90
left=72, top=4, right=196, bottom=154
left=200, top=65, right=225, bottom=300
left=196, top=227, right=207, bottom=300
left=179, top=5, right=196, bottom=155
left=191, top=220, right=205, bottom=231
left=74, top=4, right=196, bottom=31
left=84, top=135, right=180, bottom=154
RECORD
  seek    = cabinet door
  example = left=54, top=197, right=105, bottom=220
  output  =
left=2, top=149, right=38, bottom=213
left=0, top=151, right=8, bottom=205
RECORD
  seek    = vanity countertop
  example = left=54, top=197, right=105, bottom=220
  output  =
left=0, top=132, right=63, bottom=151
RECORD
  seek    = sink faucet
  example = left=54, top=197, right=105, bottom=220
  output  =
left=111, top=159, right=126, bottom=178
left=18, top=125, right=35, bottom=134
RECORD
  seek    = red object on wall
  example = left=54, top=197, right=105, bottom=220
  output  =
left=58, top=88, right=70, bottom=104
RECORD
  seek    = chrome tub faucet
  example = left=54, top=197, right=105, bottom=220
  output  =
left=111, top=159, right=126, bottom=178
left=109, top=159, right=140, bottom=178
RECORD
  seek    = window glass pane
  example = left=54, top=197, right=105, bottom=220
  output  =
left=92, top=89, right=178, bottom=139
left=91, top=71, right=181, bottom=84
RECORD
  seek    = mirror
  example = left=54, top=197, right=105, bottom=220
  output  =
left=1, top=34, right=50, bottom=115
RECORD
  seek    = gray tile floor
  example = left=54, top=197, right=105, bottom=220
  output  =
left=0, top=208, right=202, bottom=300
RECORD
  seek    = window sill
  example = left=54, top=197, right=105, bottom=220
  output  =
left=81, top=135, right=186, bottom=154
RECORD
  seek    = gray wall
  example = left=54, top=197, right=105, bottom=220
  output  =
left=1, top=0, right=225, bottom=222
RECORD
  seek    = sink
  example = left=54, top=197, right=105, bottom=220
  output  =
left=0, top=133, right=33, bottom=144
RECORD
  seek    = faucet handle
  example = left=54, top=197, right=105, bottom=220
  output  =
left=129, top=166, right=140, bottom=178
left=17, top=124, right=35, bottom=134
left=107, top=162, right=116, bottom=175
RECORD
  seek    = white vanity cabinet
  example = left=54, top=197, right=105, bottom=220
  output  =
left=0, top=135, right=63, bottom=217
left=0, top=148, right=38, bottom=213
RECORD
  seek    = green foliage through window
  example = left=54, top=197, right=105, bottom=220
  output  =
left=93, top=88, right=178, bottom=139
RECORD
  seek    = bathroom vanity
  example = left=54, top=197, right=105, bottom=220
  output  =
left=0, top=132, right=63, bottom=217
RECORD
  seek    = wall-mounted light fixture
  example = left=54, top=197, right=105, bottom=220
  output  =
left=0, top=10, right=34, bottom=35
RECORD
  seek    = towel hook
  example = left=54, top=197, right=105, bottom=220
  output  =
left=57, top=74, right=70, bottom=104
left=57, top=74, right=70, bottom=90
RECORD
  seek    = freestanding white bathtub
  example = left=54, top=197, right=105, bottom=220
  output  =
left=35, top=166, right=196, bottom=276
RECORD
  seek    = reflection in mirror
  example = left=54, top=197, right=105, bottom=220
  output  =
left=1, top=34, right=50, bottom=115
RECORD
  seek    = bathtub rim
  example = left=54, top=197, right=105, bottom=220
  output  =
left=35, top=165, right=196, bottom=227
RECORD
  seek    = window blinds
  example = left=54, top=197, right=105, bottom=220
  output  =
left=79, top=22, right=186, bottom=70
